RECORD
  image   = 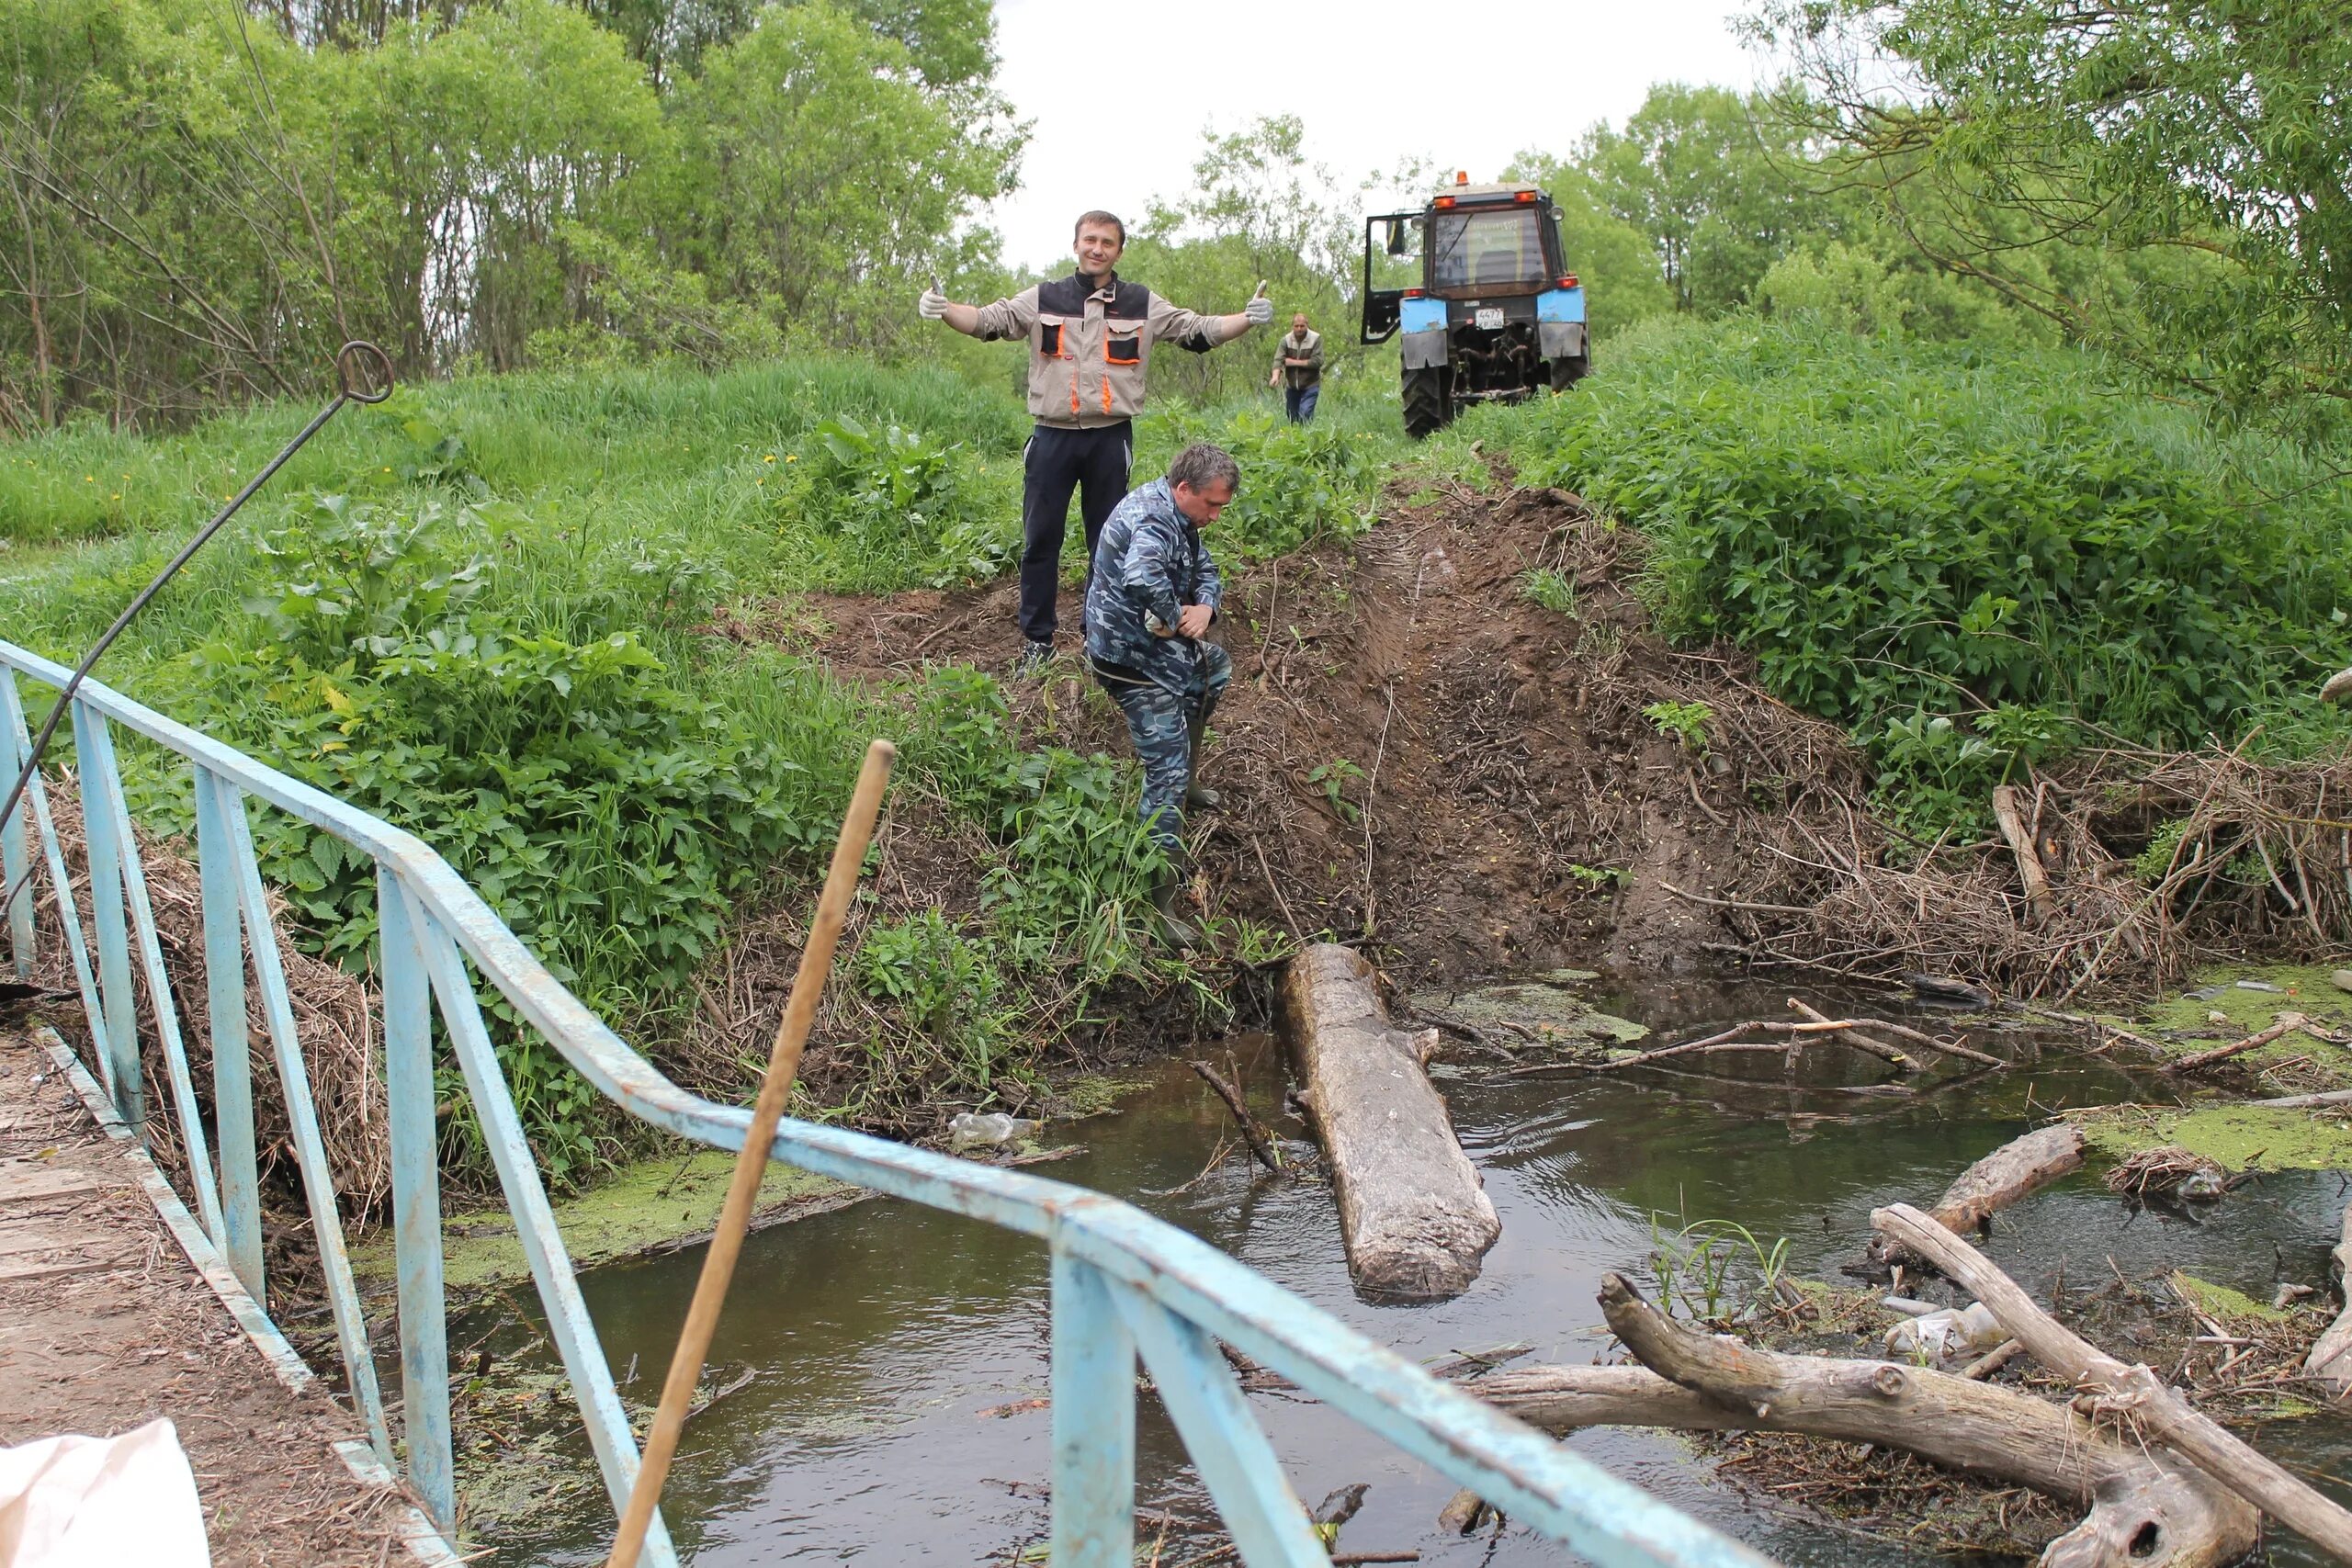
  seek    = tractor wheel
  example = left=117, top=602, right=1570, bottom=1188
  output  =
left=1548, top=354, right=1590, bottom=393
left=1401, top=365, right=1452, bottom=439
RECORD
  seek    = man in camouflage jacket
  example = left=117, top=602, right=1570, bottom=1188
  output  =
left=1083, top=443, right=1239, bottom=942
left=920, top=211, right=1271, bottom=674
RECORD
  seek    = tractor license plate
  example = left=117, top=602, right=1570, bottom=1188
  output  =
left=1474, top=307, right=1506, bottom=330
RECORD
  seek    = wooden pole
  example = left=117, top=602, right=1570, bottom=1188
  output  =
left=607, top=739, right=895, bottom=1568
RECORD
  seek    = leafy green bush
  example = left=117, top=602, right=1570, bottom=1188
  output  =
left=1521, top=567, right=1577, bottom=615
left=182, top=494, right=824, bottom=1017
left=1157, top=408, right=1380, bottom=559
left=1642, top=700, right=1713, bottom=756
left=1502, top=321, right=2352, bottom=824
left=857, top=909, right=1015, bottom=1092
left=782, top=413, right=1015, bottom=589
left=0, top=360, right=1228, bottom=1170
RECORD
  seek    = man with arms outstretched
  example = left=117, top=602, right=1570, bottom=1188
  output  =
left=921, top=213, right=1271, bottom=674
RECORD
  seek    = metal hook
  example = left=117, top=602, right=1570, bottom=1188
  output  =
left=336, top=340, right=394, bottom=405
left=0, top=339, right=402, bottom=919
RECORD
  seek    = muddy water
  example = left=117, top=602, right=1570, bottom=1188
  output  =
left=508, top=976, right=2352, bottom=1565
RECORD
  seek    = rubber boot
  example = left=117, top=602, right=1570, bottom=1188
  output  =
left=1182, top=707, right=1221, bottom=811
left=1150, top=863, right=1200, bottom=948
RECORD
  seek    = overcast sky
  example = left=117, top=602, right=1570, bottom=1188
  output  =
left=986, top=0, right=1765, bottom=273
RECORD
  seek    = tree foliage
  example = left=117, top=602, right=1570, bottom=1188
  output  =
left=1758, top=0, right=2352, bottom=422
left=1576, top=84, right=1840, bottom=316
left=0, top=0, right=1019, bottom=427
left=1121, top=115, right=1360, bottom=404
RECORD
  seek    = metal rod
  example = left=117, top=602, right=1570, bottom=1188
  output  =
left=606, top=739, right=895, bottom=1568
left=0, top=341, right=390, bottom=907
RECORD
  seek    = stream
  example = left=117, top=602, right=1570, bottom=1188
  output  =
left=495, top=974, right=2352, bottom=1565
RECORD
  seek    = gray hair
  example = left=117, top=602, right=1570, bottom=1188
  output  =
left=1168, top=442, right=1240, bottom=495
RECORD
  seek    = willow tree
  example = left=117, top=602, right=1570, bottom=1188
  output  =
left=1760, top=0, right=2352, bottom=424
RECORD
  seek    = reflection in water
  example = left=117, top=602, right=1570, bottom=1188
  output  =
left=502, top=975, right=2352, bottom=1565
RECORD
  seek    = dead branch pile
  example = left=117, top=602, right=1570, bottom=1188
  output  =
left=22, top=784, right=389, bottom=1215
left=1712, top=739, right=2352, bottom=1000
left=2310, top=1201, right=2352, bottom=1395
left=2103, top=1146, right=2225, bottom=1198
left=1485, top=1269, right=2260, bottom=1568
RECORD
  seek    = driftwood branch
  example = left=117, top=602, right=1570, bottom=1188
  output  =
left=2164, top=1011, right=2312, bottom=1074
left=1873, top=1202, right=2352, bottom=1564
left=1939, top=1125, right=2086, bottom=1234
left=1787, top=996, right=1917, bottom=1070
left=1852, top=1014, right=2007, bottom=1068
left=2308, top=1198, right=2352, bottom=1395
left=1475, top=1274, right=2255, bottom=1568
left=1868, top=1126, right=2086, bottom=1271
left=1993, top=784, right=2056, bottom=926
left=1188, top=1059, right=1283, bottom=1173
left=1518, top=1004, right=2000, bottom=1077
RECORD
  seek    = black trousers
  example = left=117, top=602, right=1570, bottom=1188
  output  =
left=1019, top=422, right=1132, bottom=645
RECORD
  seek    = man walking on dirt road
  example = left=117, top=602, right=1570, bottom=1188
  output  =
left=1084, top=441, right=1238, bottom=945
left=1269, top=311, right=1323, bottom=423
left=920, top=212, right=1271, bottom=676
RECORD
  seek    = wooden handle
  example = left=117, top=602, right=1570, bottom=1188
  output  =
left=607, top=738, right=896, bottom=1568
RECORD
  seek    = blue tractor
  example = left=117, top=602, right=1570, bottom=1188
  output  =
left=1361, top=174, right=1589, bottom=437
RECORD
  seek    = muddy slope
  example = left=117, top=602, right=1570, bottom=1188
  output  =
left=765, top=480, right=1862, bottom=989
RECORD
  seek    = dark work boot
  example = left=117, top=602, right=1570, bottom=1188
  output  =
left=1150, top=863, right=1200, bottom=948
left=1013, top=639, right=1055, bottom=678
left=1182, top=708, right=1221, bottom=810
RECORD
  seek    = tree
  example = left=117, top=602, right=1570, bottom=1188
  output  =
left=657, top=1, right=1020, bottom=353
left=1123, top=116, right=1358, bottom=403
left=1576, top=84, right=1839, bottom=315
left=1760, top=0, right=2352, bottom=421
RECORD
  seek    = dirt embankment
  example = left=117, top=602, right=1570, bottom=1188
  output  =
left=758, top=479, right=1863, bottom=995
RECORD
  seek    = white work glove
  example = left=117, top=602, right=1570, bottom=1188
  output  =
left=1243, top=279, right=1272, bottom=326
left=919, top=276, right=951, bottom=320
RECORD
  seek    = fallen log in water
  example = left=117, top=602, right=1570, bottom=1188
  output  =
left=2307, top=1198, right=2352, bottom=1395
left=1279, top=943, right=1498, bottom=1302
left=1928, top=1123, right=2086, bottom=1234
left=1874, top=1201, right=2352, bottom=1564
left=1478, top=1274, right=2255, bottom=1568
left=1868, top=1123, right=2086, bottom=1270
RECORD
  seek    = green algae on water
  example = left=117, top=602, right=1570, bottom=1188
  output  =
left=2071, top=1101, right=2352, bottom=1173
left=2168, top=1269, right=2290, bottom=1326
left=355, top=1148, right=856, bottom=1297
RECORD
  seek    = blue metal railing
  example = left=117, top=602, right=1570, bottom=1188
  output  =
left=0, top=637, right=1770, bottom=1568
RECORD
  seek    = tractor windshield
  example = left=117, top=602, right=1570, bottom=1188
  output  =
left=1430, top=208, right=1546, bottom=291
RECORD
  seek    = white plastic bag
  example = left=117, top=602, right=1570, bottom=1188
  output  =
left=1883, top=1302, right=2005, bottom=1364
left=0, top=1417, right=209, bottom=1566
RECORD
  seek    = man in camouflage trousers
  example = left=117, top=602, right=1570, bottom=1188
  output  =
left=1084, top=442, right=1238, bottom=943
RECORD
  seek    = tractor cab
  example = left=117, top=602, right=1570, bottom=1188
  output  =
left=1362, top=174, right=1589, bottom=436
